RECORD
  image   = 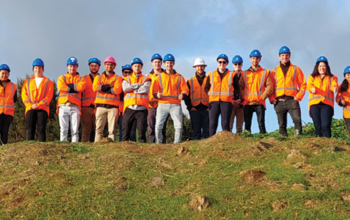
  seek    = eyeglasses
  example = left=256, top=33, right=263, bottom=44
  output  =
left=123, top=71, right=132, bottom=74
left=234, top=63, right=242, bottom=66
left=218, top=61, right=227, bottom=64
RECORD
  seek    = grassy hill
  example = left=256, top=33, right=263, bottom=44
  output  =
left=1, top=132, right=350, bottom=219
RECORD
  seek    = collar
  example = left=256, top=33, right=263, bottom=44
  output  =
left=150, top=68, right=165, bottom=74
left=280, top=61, right=291, bottom=68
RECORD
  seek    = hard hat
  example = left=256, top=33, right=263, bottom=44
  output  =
left=104, top=56, right=117, bottom=65
left=88, top=58, right=101, bottom=66
left=316, top=56, right=328, bottom=63
left=0, top=64, right=10, bottom=72
left=250, top=50, right=262, bottom=58
left=344, top=66, right=350, bottom=75
left=193, top=58, right=207, bottom=67
left=279, top=46, right=291, bottom=54
left=217, top=54, right=229, bottom=62
left=131, top=58, right=143, bottom=66
left=67, top=56, right=79, bottom=66
left=151, top=53, right=162, bottom=61
left=32, top=58, right=44, bottom=67
left=163, top=54, right=175, bottom=62
left=232, top=55, right=243, bottom=63
left=122, top=64, right=132, bottom=71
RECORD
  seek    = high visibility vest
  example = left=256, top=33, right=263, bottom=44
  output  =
left=123, top=72, right=150, bottom=111
left=81, top=74, right=98, bottom=107
left=208, top=70, right=235, bottom=103
left=308, top=75, right=338, bottom=110
left=336, top=86, right=350, bottom=119
left=93, top=73, right=123, bottom=106
left=188, top=76, right=209, bottom=106
left=242, top=68, right=269, bottom=107
left=22, top=76, right=54, bottom=117
left=147, top=73, right=159, bottom=108
left=154, top=72, right=188, bottom=105
left=0, top=82, right=16, bottom=116
left=271, top=64, right=306, bottom=101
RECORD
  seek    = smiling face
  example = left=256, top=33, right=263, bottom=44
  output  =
left=318, top=62, right=327, bottom=75
left=132, top=63, right=142, bottom=74
left=279, top=53, right=290, bottom=65
left=0, top=70, right=9, bottom=81
left=152, top=59, right=162, bottom=71
left=89, top=63, right=100, bottom=74
left=195, top=65, right=206, bottom=75
left=67, top=65, right=78, bottom=74
left=122, top=69, right=132, bottom=77
left=104, top=62, right=116, bottom=73
left=33, top=66, right=44, bottom=77
left=250, top=57, right=261, bottom=66
left=217, top=58, right=228, bottom=71
left=164, top=61, right=174, bottom=72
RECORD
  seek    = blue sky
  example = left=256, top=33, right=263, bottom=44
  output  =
left=1, top=0, right=350, bottom=133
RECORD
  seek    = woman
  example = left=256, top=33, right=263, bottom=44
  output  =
left=336, top=66, right=350, bottom=136
left=307, top=56, right=338, bottom=138
left=22, top=58, right=54, bottom=142
left=0, top=64, right=17, bottom=144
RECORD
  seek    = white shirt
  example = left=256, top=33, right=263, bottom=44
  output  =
left=35, top=77, right=43, bottom=88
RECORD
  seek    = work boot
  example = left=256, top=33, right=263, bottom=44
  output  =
left=294, top=129, right=300, bottom=137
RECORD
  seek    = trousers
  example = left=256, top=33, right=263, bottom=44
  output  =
left=0, top=113, right=13, bottom=144
left=156, top=103, right=182, bottom=144
left=59, top=106, right=80, bottom=142
left=147, top=107, right=168, bottom=143
left=122, top=108, right=148, bottom=143
left=310, top=103, right=333, bottom=138
left=209, top=101, right=233, bottom=137
left=243, top=105, right=266, bottom=134
left=274, top=99, right=302, bottom=136
left=229, top=105, right=244, bottom=133
left=80, top=106, right=96, bottom=142
left=189, top=109, right=209, bottom=140
left=26, top=109, right=48, bottom=142
left=95, top=107, right=118, bottom=142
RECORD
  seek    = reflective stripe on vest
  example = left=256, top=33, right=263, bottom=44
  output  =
left=2, top=83, right=16, bottom=110
left=309, top=77, right=334, bottom=102
left=275, top=66, right=298, bottom=92
left=26, top=78, right=49, bottom=105
left=190, top=77, right=209, bottom=103
left=244, top=70, right=266, bottom=97
left=208, top=71, right=233, bottom=96
left=124, top=94, right=148, bottom=100
left=159, top=73, right=181, bottom=99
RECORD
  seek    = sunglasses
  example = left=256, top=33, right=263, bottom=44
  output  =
left=234, top=63, right=242, bottom=66
left=123, top=71, right=132, bottom=74
left=218, top=61, right=227, bottom=64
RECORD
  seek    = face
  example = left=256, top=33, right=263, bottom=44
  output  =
left=33, top=66, right=44, bottom=77
left=0, top=70, right=9, bottom=81
left=318, top=62, right=327, bottom=75
left=104, top=62, right=116, bottom=72
left=152, top=59, right=162, bottom=70
left=279, top=53, right=290, bottom=64
left=345, top=73, right=350, bottom=83
left=232, top=63, right=242, bottom=71
left=217, top=58, right=228, bottom=70
left=195, top=65, right=206, bottom=75
left=250, top=57, right=261, bottom=66
left=164, top=61, right=174, bottom=71
left=122, top=69, right=132, bottom=77
left=67, top=65, right=78, bottom=74
left=89, top=63, right=100, bottom=73
left=132, top=63, right=142, bottom=74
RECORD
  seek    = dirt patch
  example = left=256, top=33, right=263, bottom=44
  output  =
left=240, top=170, right=267, bottom=183
left=262, top=137, right=281, bottom=145
left=291, top=183, right=306, bottom=191
left=286, top=149, right=306, bottom=160
left=204, top=131, right=244, bottom=144
left=304, top=200, right=319, bottom=208
left=177, top=146, right=189, bottom=157
left=189, top=194, right=210, bottom=211
left=119, top=142, right=174, bottom=155
left=341, top=192, right=350, bottom=202
left=149, top=177, right=165, bottom=186
left=271, top=199, right=288, bottom=211
left=342, top=166, right=350, bottom=174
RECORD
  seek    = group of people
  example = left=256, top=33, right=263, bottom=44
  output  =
left=0, top=46, right=350, bottom=145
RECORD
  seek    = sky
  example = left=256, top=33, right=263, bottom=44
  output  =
left=1, top=0, right=350, bottom=133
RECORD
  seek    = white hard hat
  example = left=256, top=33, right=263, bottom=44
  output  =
left=193, top=57, right=207, bottom=67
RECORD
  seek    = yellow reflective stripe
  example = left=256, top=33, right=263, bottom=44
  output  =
left=124, top=94, right=148, bottom=100
left=259, top=70, right=266, bottom=93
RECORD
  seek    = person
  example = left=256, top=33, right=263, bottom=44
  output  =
left=122, top=58, right=151, bottom=142
left=152, top=54, right=189, bottom=144
left=93, top=56, right=123, bottom=142
left=80, top=58, right=100, bottom=142
left=270, top=46, right=307, bottom=137
left=0, top=64, right=17, bottom=144
left=118, top=64, right=137, bottom=142
left=229, top=55, right=245, bottom=133
left=205, top=54, right=237, bottom=136
left=240, top=50, right=273, bottom=134
left=21, top=58, right=54, bottom=142
left=57, top=57, right=86, bottom=142
left=146, top=53, right=168, bottom=143
left=336, top=66, right=350, bottom=136
left=185, top=57, right=209, bottom=140
left=307, top=56, right=338, bottom=138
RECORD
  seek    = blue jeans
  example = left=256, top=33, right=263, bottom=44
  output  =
left=310, top=103, right=333, bottom=138
left=190, top=109, right=209, bottom=140
left=156, top=103, right=182, bottom=143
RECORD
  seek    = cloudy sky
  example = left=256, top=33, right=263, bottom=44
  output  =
left=1, top=0, right=350, bottom=133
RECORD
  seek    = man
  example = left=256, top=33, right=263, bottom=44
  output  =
left=152, top=54, right=189, bottom=144
left=240, top=50, right=273, bottom=134
left=81, top=58, right=100, bottom=142
left=122, top=58, right=151, bottom=142
left=270, top=46, right=307, bottom=137
left=230, top=55, right=244, bottom=133
left=57, top=56, right=86, bottom=142
left=184, top=57, right=209, bottom=140
left=118, top=64, right=137, bottom=142
left=93, top=56, right=123, bottom=142
left=204, top=54, right=238, bottom=137
left=147, top=53, right=168, bottom=143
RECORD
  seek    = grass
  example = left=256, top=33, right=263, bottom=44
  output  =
left=1, top=133, right=350, bottom=219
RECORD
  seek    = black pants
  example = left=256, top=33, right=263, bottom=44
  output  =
left=26, top=109, right=48, bottom=142
left=118, top=115, right=136, bottom=142
left=310, top=103, right=333, bottom=138
left=209, top=101, right=233, bottom=137
left=243, top=105, right=266, bottom=134
left=345, top=118, right=350, bottom=137
left=147, top=107, right=168, bottom=143
left=190, top=109, right=209, bottom=140
left=274, top=99, right=302, bottom=136
left=0, top=113, right=13, bottom=144
left=122, top=108, right=148, bottom=143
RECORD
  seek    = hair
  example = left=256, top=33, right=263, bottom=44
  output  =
left=340, top=78, right=349, bottom=93
left=311, top=61, right=333, bottom=78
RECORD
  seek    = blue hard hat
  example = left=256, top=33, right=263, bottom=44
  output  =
left=122, top=64, right=132, bottom=71
left=250, top=50, right=262, bottom=58
left=279, top=46, right=291, bottom=54
left=316, top=56, right=328, bottom=63
left=67, top=56, right=79, bottom=66
left=344, top=66, right=350, bottom=75
left=151, top=53, right=162, bottom=61
left=232, top=55, right=243, bottom=63
left=131, top=58, right=143, bottom=66
left=0, top=64, right=10, bottom=72
left=163, top=54, right=175, bottom=62
left=217, top=54, right=229, bottom=62
left=88, top=58, right=101, bottom=66
left=32, top=58, right=44, bottom=67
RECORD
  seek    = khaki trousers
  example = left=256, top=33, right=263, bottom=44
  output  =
left=230, top=105, right=244, bottom=133
left=81, top=106, right=96, bottom=142
left=95, top=107, right=118, bottom=142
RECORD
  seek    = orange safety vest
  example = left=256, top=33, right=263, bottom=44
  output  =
left=22, top=76, right=54, bottom=117
left=270, top=64, right=307, bottom=101
left=92, top=73, right=123, bottom=107
left=82, top=73, right=99, bottom=107
left=208, top=70, right=235, bottom=103
left=188, top=75, right=209, bottom=106
left=147, top=73, right=159, bottom=108
left=123, top=72, right=150, bottom=111
left=308, top=75, right=338, bottom=110
left=336, top=85, right=350, bottom=119
left=242, top=68, right=269, bottom=107
left=0, top=82, right=16, bottom=117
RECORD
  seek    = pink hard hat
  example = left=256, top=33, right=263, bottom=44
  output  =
left=104, top=56, right=117, bottom=65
